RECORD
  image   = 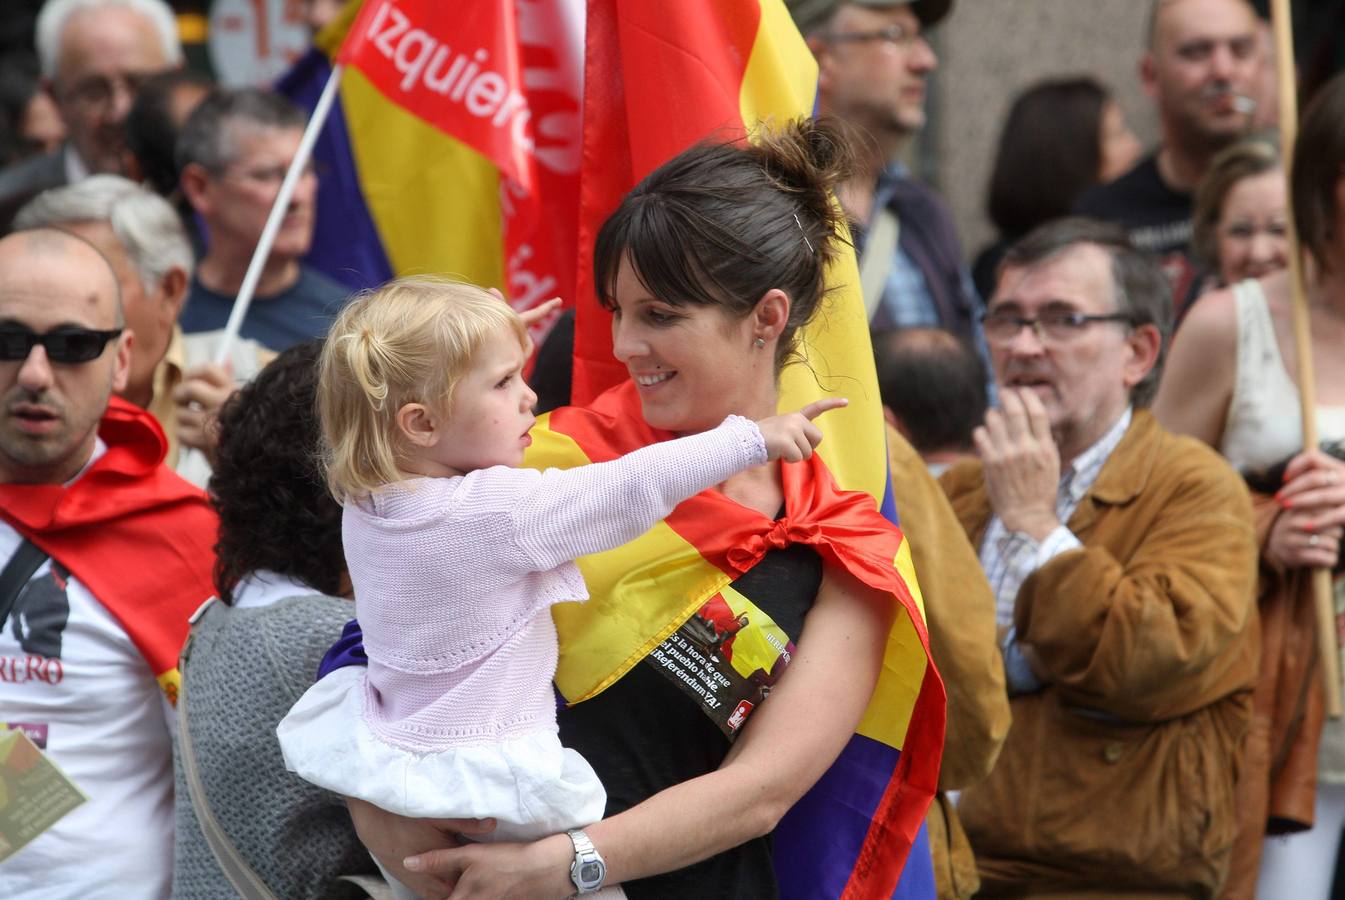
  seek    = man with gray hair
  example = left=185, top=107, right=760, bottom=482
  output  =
left=0, top=0, right=182, bottom=233
left=177, top=87, right=348, bottom=350
left=14, top=175, right=269, bottom=484
left=941, top=218, right=1257, bottom=894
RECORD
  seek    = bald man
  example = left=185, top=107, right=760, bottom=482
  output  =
left=0, top=229, right=216, bottom=898
left=1076, top=0, right=1261, bottom=314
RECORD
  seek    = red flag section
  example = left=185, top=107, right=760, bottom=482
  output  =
left=334, top=0, right=583, bottom=329
left=572, top=0, right=763, bottom=404
left=339, top=0, right=535, bottom=191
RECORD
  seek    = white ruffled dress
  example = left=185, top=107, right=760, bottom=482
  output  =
left=276, top=416, right=767, bottom=840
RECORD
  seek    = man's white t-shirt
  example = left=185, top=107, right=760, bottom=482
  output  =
left=0, top=447, right=175, bottom=899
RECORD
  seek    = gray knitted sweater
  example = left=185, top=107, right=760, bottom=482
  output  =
left=172, top=593, right=378, bottom=899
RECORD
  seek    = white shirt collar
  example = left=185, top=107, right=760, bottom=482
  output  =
left=65, top=437, right=108, bottom=486
left=1060, top=406, right=1133, bottom=505
left=63, top=144, right=90, bottom=185
left=232, top=570, right=324, bottom=610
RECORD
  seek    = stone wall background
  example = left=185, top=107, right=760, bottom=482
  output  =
left=920, top=0, right=1159, bottom=267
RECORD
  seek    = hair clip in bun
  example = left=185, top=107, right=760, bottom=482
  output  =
left=793, top=212, right=815, bottom=254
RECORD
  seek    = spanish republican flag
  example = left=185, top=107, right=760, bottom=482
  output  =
left=556, top=6, right=943, bottom=897
left=291, top=2, right=943, bottom=896
left=279, top=0, right=584, bottom=318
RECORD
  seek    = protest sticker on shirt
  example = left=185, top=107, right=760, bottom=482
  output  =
left=644, top=585, right=795, bottom=740
left=0, top=727, right=86, bottom=861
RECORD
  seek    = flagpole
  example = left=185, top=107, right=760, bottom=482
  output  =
left=212, top=62, right=346, bottom=365
left=1269, top=0, right=1341, bottom=718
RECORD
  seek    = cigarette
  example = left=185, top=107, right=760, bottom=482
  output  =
left=1230, top=95, right=1257, bottom=114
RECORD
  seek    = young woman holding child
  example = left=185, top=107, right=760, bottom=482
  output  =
left=1153, top=74, right=1345, bottom=900
left=323, top=118, right=928, bottom=899
left=277, top=277, right=841, bottom=897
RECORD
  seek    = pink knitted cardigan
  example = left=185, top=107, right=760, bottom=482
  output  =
left=345, top=415, right=766, bottom=753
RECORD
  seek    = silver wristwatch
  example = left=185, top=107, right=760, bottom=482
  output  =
left=567, top=828, right=607, bottom=893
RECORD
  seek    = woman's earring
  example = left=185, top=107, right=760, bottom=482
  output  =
left=753, top=337, right=766, bottom=349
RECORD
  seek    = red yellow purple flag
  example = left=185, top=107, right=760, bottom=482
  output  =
left=303, top=2, right=944, bottom=895
left=283, top=0, right=583, bottom=324
left=539, top=2, right=945, bottom=897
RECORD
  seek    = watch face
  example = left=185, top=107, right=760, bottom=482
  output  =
left=581, top=862, right=603, bottom=882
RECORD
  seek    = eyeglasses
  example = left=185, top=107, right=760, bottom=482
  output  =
left=0, top=326, right=124, bottom=363
left=217, top=160, right=319, bottom=187
left=58, top=72, right=154, bottom=110
left=981, top=309, right=1133, bottom=345
left=824, top=23, right=926, bottom=49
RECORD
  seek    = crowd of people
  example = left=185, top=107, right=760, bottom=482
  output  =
left=2, top=0, right=1344, bottom=898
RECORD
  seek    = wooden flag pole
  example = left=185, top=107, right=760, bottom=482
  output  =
left=1270, top=0, right=1342, bottom=718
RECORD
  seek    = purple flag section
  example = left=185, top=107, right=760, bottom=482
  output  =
left=276, top=49, right=393, bottom=293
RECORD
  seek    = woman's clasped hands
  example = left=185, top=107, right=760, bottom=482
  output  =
left=1269, top=449, right=1345, bottom=571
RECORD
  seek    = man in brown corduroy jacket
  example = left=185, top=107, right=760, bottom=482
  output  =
left=941, top=218, right=1258, bottom=898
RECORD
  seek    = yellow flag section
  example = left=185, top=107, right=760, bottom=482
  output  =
left=527, top=422, right=730, bottom=704
left=743, top=0, right=895, bottom=515
left=751, top=0, right=928, bottom=752
left=312, top=2, right=506, bottom=289
left=338, top=69, right=506, bottom=287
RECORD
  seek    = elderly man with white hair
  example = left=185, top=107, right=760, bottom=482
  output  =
left=0, top=0, right=182, bottom=233
left=14, top=175, right=270, bottom=484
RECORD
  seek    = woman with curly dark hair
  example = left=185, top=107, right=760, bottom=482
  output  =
left=209, top=339, right=345, bottom=605
left=173, top=340, right=379, bottom=899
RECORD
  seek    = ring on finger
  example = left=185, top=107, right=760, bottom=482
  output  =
left=1310, top=534, right=1322, bottom=547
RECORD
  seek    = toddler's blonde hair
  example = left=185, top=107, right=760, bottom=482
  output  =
left=318, top=277, right=526, bottom=501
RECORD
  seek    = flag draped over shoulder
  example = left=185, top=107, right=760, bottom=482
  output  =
left=0, top=399, right=218, bottom=706
left=546, top=2, right=945, bottom=897
left=296, top=1, right=944, bottom=896
left=531, top=379, right=943, bottom=898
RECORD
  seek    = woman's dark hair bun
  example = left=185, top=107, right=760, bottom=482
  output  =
left=748, top=117, right=853, bottom=266
left=593, top=116, right=856, bottom=372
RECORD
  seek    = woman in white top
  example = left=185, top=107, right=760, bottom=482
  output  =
left=1153, top=73, right=1345, bottom=900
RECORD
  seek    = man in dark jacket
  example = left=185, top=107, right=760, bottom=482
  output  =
left=790, top=0, right=985, bottom=352
left=1075, top=0, right=1261, bottom=314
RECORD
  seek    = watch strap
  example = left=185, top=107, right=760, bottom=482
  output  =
left=567, top=828, right=606, bottom=893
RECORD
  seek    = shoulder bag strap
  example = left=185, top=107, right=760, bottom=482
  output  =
left=178, top=598, right=280, bottom=900
left=0, top=539, right=50, bottom=631
left=859, top=205, right=900, bottom=324
left=178, top=599, right=392, bottom=900
left=336, top=875, right=397, bottom=900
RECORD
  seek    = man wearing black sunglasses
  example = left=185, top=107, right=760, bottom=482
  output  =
left=14, top=174, right=274, bottom=488
left=0, top=228, right=217, bottom=898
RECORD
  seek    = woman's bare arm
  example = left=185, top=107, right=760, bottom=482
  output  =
left=1151, top=287, right=1238, bottom=447
left=406, top=562, right=895, bottom=899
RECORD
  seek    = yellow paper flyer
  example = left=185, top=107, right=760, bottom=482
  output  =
left=0, top=727, right=87, bottom=861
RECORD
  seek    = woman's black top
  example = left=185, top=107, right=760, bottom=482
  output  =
left=557, top=542, right=823, bottom=899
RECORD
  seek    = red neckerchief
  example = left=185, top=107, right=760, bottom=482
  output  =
left=547, top=381, right=945, bottom=896
left=0, top=397, right=218, bottom=701
left=549, top=381, right=918, bottom=604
